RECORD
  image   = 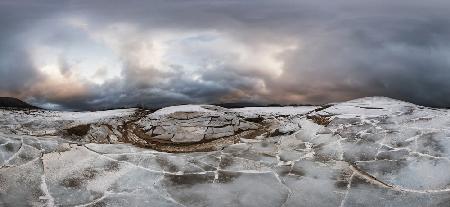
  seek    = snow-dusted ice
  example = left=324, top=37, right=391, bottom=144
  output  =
left=1, top=97, right=450, bottom=206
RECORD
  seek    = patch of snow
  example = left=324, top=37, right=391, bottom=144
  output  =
left=233, top=106, right=318, bottom=116
left=150, top=105, right=214, bottom=118
left=57, top=108, right=136, bottom=123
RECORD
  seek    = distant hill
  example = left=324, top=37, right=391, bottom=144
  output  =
left=0, top=97, right=39, bottom=109
left=214, top=102, right=315, bottom=108
left=214, top=102, right=264, bottom=108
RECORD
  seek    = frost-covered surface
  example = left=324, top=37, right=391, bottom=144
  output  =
left=149, top=105, right=215, bottom=118
left=0, top=108, right=136, bottom=136
left=233, top=106, right=317, bottom=116
left=57, top=109, right=136, bottom=124
left=1, top=97, right=450, bottom=206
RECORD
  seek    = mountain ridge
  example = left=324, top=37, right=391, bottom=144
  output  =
left=0, top=97, right=39, bottom=109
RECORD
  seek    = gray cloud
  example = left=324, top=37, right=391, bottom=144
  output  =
left=2, top=0, right=450, bottom=110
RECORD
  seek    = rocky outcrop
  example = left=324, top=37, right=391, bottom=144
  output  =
left=61, top=106, right=275, bottom=152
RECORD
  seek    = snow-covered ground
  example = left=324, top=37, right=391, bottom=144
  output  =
left=149, top=105, right=215, bottom=118
left=0, top=108, right=136, bottom=136
left=233, top=106, right=318, bottom=116
left=1, top=97, right=450, bottom=206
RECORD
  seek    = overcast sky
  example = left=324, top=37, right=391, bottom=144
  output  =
left=2, top=0, right=450, bottom=110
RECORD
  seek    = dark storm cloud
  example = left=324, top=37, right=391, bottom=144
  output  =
left=269, top=13, right=450, bottom=106
left=0, top=1, right=56, bottom=96
left=0, top=49, right=38, bottom=94
left=2, top=0, right=450, bottom=110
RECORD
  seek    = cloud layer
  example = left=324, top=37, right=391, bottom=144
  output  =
left=2, top=0, right=450, bottom=110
